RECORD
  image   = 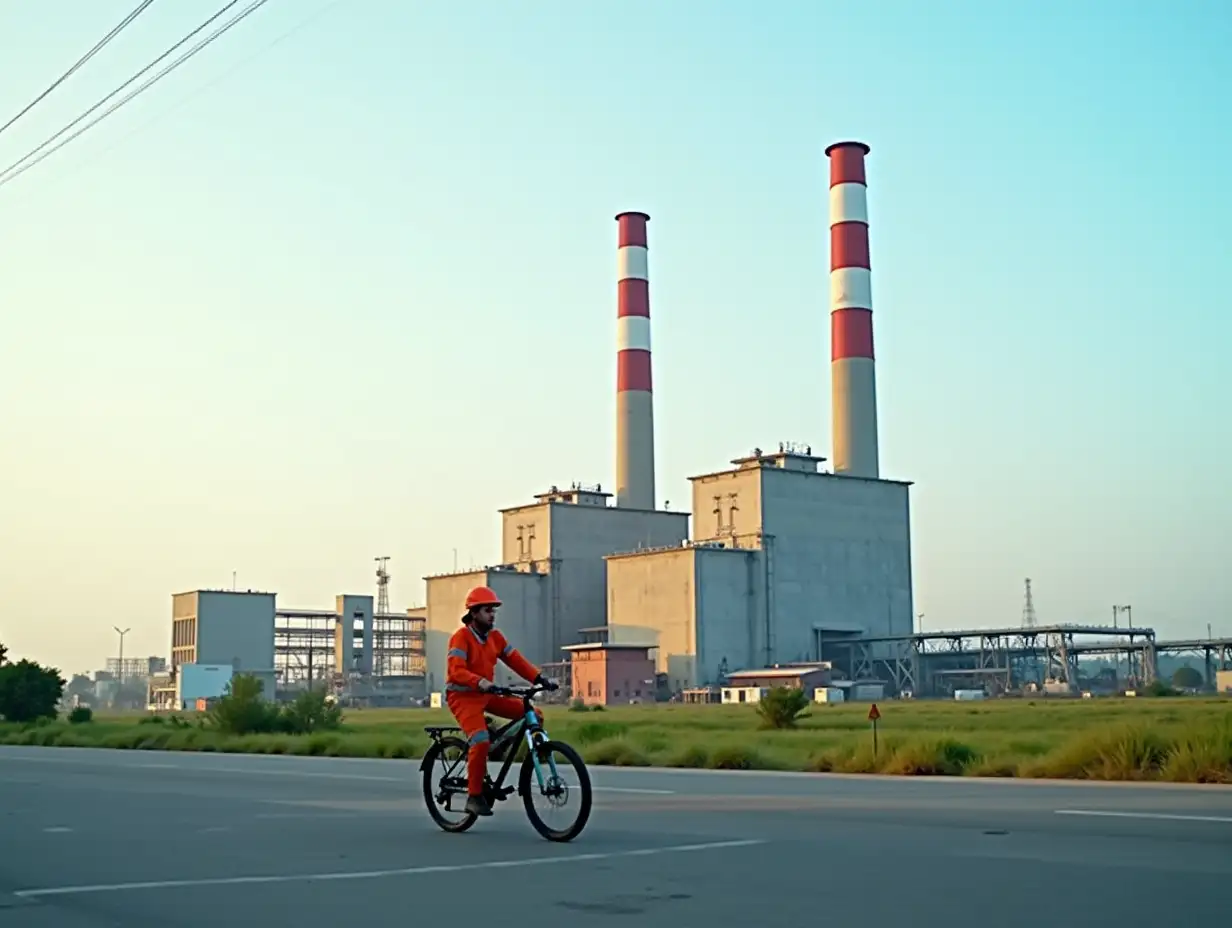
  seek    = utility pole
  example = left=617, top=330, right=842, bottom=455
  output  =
left=113, top=626, right=130, bottom=690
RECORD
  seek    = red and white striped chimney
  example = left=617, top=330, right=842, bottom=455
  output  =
left=826, top=141, right=880, bottom=479
left=615, top=210, right=655, bottom=510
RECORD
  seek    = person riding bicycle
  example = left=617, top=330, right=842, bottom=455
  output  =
left=446, top=585, right=557, bottom=817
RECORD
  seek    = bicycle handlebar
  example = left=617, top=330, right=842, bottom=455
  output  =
left=487, top=681, right=557, bottom=698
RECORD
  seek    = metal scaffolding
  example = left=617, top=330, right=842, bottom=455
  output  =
left=275, top=609, right=426, bottom=688
left=816, top=624, right=1163, bottom=696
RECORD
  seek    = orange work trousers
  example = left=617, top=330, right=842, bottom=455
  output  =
left=446, top=693, right=525, bottom=796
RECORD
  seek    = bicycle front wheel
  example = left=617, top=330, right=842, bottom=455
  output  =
left=518, top=739, right=592, bottom=842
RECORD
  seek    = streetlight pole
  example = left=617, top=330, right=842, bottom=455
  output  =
left=113, top=626, right=130, bottom=686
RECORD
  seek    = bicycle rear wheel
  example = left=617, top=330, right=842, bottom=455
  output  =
left=421, top=736, right=478, bottom=833
left=519, top=739, right=592, bottom=842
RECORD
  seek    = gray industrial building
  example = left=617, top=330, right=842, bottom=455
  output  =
left=422, top=483, right=688, bottom=691
left=604, top=444, right=913, bottom=692
left=154, top=588, right=426, bottom=709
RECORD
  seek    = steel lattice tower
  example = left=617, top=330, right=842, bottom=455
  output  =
left=1021, top=578, right=1037, bottom=628
left=375, top=556, right=391, bottom=676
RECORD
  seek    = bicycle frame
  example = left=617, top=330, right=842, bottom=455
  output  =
left=429, top=686, right=563, bottom=803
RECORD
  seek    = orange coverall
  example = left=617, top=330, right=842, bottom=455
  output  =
left=445, top=624, right=541, bottom=796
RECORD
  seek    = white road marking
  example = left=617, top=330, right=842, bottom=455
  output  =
left=1055, top=809, right=1232, bottom=824
left=589, top=786, right=674, bottom=795
left=42, top=827, right=72, bottom=834
left=9, top=755, right=675, bottom=793
left=14, top=839, right=766, bottom=898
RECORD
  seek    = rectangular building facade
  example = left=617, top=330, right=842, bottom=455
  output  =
left=424, top=484, right=689, bottom=690
left=604, top=447, right=914, bottom=693
left=564, top=643, right=656, bottom=706
left=171, top=590, right=276, bottom=673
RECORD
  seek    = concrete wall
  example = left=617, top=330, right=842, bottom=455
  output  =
left=759, top=470, right=913, bottom=662
left=485, top=570, right=548, bottom=682
left=194, top=590, right=276, bottom=672
left=690, top=466, right=762, bottom=543
left=606, top=547, right=696, bottom=691
left=422, top=569, right=547, bottom=690
left=501, top=503, right=551, bottom=566
left=549, top=503, right=689, bottom=652
left=336, top=595, right=374, bottom=675
left=424, top=570, right=487, bottom=693
left=695, top=546, right=760, bottom=685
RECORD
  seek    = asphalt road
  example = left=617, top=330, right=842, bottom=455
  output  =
left=1, top=746, right=1230, bottom=927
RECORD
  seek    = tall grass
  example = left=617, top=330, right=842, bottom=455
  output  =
left=3, top=697, right=1228, bottom=782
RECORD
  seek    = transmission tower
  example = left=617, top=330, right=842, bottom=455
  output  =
left=1021, top=578, right=1037, bottom=629
left=375, top=556, right=391, bottom=676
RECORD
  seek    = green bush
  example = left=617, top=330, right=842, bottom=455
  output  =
left=755, top=686, right=810, bottom=729
left=0, top=658, right=66, bottom=723
left=208, top=674, right=283, bottom=735
left=67, top=706, right=94, bottom=724
left=207, top=676, right=343, bottom=736
left=281, top=688, right=343, bottom=735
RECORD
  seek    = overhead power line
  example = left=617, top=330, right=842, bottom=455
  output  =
left=0, top=0, right=158, bottom=139
left=0, top=0, right=273, bottom=191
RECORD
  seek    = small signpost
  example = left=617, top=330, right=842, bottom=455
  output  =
left=868, top=703, right=881, bottom=756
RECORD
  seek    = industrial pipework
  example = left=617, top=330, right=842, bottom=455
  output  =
left=825, top=141, right=880, bottom=479
left=614, top=210, right=656, bottom=509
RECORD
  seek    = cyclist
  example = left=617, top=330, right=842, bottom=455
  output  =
left=446, top=585, right=557, bottom=816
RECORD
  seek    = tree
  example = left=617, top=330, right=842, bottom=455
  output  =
left=1172, top=666, right=1204, bottom=690
left=0, top=642, right=8, bottom=666
left=756, top=685, right=811, bottom=729
left=0, top=659, right=66, bottom=723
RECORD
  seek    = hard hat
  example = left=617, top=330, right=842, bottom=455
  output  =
left=465, top=586, right=501, bottom=610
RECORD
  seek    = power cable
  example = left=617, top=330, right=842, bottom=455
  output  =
left=0, top=0, right=158, bottom=139
left=0, top=0, right=273, bottom=190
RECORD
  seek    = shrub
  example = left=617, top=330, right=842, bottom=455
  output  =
left=0, top=658, right=66, bottom=723
left=67, top=706, right=94, bottom=724
left=1144, top=680, right=1178, bottom=698
left=281, top=688, right=343, bottom=735
left=1171, top=666, right=1203, bottom=690
left=568, top=699, right=589, bottom=712
left=208, top=674, right=282, bottom=735
left=755, top=686, right=810, bottom=729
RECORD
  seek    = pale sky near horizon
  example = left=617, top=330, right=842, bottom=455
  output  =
left=2, top=0, right=1230, bottom=676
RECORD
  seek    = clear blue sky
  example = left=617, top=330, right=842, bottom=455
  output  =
left=1, top=0, right=1229, bottom=674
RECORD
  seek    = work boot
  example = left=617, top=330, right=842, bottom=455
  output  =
left=465, top=794, right=493, bottom=817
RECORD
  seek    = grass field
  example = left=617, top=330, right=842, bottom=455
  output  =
left=3, top=697, right=1230, bottom=782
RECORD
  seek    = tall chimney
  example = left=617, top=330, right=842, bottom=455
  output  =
left=826, top=141, right=879, bottom=479
left=615, top=210, right=655, bottom=510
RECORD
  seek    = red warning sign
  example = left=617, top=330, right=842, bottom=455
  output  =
left=867, top=703, right=881, bottom=721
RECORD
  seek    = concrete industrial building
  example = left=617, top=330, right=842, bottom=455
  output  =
left=600, top=142, right=913, bottom=694
left=605, top=444, right=913, bottom=692
left=423, top=144, right=915, bottom=700
left=421, top=213, right=690, bottom=691
left=152, top=588, right=426, bottom=710
left=422, top=484, right=688, bottom=692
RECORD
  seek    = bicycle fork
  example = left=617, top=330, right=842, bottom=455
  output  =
left=524, top=709, right=561, bottom=792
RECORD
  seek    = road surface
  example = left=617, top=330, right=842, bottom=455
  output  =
left=1, top=745, right=1230, bottom=926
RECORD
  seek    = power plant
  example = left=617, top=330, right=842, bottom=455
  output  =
left=419, top=139, right=912, bottom=694
left=155, top=140, right=1229, bottom=710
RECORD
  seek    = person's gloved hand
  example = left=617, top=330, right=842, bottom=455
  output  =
left=535, top=675, right=559, bottom=692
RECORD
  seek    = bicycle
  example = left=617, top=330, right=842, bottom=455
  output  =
left=420, top=683, right=593, bottom=842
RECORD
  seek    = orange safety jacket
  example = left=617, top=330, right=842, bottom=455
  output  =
left=446, top=624, right=540, bottom=694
